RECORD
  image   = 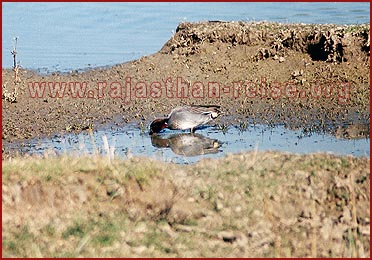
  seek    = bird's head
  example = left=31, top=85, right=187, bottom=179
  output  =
left=149, top=118, right=168, bottom=135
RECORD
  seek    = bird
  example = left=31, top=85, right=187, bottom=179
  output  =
left=149, top=105, right=221, bottom=135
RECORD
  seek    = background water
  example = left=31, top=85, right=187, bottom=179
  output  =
left=2, top=2, right=370, bottom=73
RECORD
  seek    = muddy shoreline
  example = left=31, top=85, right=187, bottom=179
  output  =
left=2, top=22, right=370, bottom=154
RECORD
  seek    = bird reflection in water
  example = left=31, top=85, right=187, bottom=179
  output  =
left=151, top=132, right=221, bottom=157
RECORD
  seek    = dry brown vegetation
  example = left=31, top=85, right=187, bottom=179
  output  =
left=2, top=152, right=370, bottom=257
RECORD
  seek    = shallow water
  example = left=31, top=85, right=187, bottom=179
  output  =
left=6, top=124, right=370, bottom=164
left=2, top=2, right=370, bottom=73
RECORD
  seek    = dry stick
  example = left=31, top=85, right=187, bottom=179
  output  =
left=11, top=37, right=20, bottom=86
left=12, top=37, right=17, bottom=69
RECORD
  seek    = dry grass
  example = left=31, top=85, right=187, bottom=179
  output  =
left=2, top=151, right=370, bottom=257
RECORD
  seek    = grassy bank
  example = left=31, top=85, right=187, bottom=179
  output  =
left=2, top=151, right=370, bottom=257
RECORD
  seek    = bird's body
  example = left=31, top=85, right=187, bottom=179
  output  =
left=149, top=105, right=221, bottom=134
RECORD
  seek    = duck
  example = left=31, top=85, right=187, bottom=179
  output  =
left=149, top=105, right=221, bottom=135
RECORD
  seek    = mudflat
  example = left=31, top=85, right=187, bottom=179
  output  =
left=2, top=22, right=370, bottom=148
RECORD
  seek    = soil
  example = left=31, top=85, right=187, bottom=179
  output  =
left=2, top=21, right=370, bottom=155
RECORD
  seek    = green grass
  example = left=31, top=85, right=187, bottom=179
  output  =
left=91, top=220, right=120, bottom=247
left=2, top=225, right=36, bottom=257
left=62, top=221, right=87, bottom=239
left=2, top=240, right=18, bottom=254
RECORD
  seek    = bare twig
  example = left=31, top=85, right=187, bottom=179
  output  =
left=11, top=37, right=20, bottom=85
left=11, top=37, right=18, bottom=68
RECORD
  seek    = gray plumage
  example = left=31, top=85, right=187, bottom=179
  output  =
left=149, top=105, right=221, bottom=134
left=167, top=105, right=221, bottom=131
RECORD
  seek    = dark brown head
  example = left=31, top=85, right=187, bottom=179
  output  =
left=149, top=118, right=168, bottom=135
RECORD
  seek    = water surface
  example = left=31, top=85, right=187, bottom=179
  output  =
left=6, top=124, right=370, bottom=164
left=2, top=2, right=370, bottom=73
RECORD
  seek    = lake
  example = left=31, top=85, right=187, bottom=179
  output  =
left=2, top=2, right=370, bottom=73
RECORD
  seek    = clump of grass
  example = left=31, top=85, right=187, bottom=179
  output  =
left=59, top=215, right=126, bottom=255
left=91, top=220, right=120, bottom=247
left=238, top=121, right=248, bottom=132
left=216, top=123, right=229, bottom=134
left=2, top=240, right=19, bottom=255
left=142, top=226, right=173, bottom=254
left=2, top=225, right=36, bottom=257
left=62, top=221, right=86, bottom=239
